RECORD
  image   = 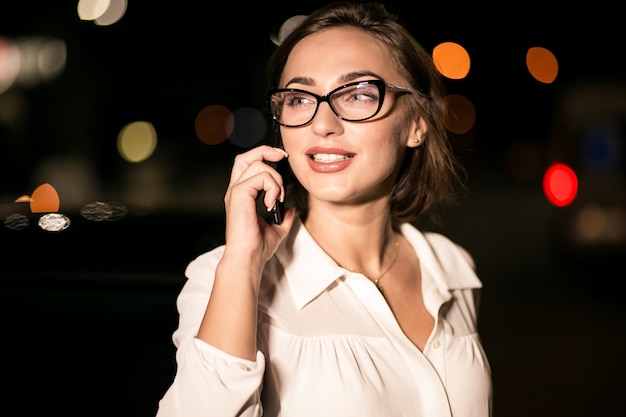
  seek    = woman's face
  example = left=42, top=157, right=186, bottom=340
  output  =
left=279, top=26, right=421, bottom=209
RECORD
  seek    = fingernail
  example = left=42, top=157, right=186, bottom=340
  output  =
left=272, top=147, right=288, bottom=156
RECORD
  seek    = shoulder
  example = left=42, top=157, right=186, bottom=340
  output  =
left=422, top=231, right=476, bottom=270
left=400, top=223, right=482, bottom=290
left=183, top=245, right=226, bottom=286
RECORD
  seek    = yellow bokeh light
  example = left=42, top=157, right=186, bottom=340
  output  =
left=117, top=121, right=157, bottom=163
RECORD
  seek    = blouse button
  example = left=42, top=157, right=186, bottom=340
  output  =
left=432, top=340, right=441, bottom=349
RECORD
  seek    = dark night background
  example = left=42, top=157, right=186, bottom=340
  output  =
left=1, top=1, right=625, bottom=416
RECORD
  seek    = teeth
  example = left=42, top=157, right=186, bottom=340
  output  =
left=311, top=153, right=352, bottom=162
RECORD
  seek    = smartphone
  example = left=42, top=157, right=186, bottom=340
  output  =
left=268, top=158, right=288, bottom=224
left=266, top=125, right=288, bottom=225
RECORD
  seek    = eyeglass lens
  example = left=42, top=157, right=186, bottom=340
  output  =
left=269, top=81, right=384, bottom=127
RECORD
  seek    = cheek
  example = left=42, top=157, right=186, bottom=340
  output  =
left=280, top=132, right=306, bottom=175
left=280, top=133, right=300, bottom=165
left=379, top=124, right=411, bottom=173
left=381, top=141, right=406, bottom=176
left=280, top=132, right=295, bottom=154
left=367, top=121, right=408, bottom=158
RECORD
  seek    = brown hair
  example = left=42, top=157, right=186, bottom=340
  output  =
left=267, top=1, right=465, bottom=225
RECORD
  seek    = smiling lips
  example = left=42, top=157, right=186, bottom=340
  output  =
left=306, top=148, right=355, bottom=173
left=310, top=153, right=353, bottom=162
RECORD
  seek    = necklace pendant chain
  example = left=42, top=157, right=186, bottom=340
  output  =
left=365, top=239, right=400, bottom=293
left=338, top=238, right=400, bottom=293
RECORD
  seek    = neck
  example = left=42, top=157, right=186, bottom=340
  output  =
left=304, top=209, right=398, bottom=279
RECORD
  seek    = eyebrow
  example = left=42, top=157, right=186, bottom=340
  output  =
left=283, top=71, right=384, bottom=88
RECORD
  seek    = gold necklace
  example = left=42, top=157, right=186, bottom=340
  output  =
left=347, top=239, right=400, bottom=293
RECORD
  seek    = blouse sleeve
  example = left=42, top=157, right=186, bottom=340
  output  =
left=155, top=250, right=266, bottom=417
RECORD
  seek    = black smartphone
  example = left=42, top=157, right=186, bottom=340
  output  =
left=266, top=125, right=288, bottom=225
left=268, top=158, right=288, bottom=224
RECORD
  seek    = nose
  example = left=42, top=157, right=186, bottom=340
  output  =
left=310, top=100, right=342, bottom=136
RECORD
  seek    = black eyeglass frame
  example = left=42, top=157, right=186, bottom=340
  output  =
left=265, top=79, right=412, bottom=128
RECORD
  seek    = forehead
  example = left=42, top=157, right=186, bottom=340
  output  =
left=282, top=26, right=400, bottom=86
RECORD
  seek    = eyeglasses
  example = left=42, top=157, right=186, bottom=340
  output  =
left=265, top=79, right=412, bottom=128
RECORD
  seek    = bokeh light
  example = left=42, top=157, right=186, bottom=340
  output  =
left=573, top=203, right=626, bottom=244
left=432, top=42, right=471, bottom=80
left=30, top=183, right=60, bottom=213
left=0, top=36, right=66, bottom=94
left=526, top=46, right=558, bottom=84
left=3, top=213, right=29, bottom=231
left=195, top=104, right=234, bottom=145
left=543, top=163, right=578, bottom=207
left=80, top=201, right=127, bottom=221
left=38, top=212, right=70, bottom=232
left=580, top=125, right=622, bottom=175
left=95, top=0, right=127, bottom=26
left=444, top=94, right=476, bottom=134
left=271, top=15, right=308, bottom=46
left=117, top=121, right=158, bottom=163
left=77, top=0, right=112, bottom=21
left=0, top=37, right=20, bottom=95
left=229, top=107, right=268, bottom=148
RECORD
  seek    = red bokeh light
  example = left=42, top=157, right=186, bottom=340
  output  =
left=543, top=163, right=578, bottom=207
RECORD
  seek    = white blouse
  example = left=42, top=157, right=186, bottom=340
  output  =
left=156, top=218, right=492, bottom=417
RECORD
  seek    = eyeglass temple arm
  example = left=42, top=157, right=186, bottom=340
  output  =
left=385, top=83, right=412, bottom=93
left=386, top=83, right=432, bottom=100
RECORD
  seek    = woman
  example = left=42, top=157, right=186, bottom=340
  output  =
left=156, top=2, right=492, bottom=416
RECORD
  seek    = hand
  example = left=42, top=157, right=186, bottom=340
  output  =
left=222, top=145, right=295, bottom=265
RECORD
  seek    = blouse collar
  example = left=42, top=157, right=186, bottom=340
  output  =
left=275, top=217, right=346, bottom=310
left=275, top=217, right=482, bottom=311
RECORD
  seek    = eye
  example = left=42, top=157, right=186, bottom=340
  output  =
left=285, top=92, right=315, bottom=107
left=336, top=85, right=379, bottom=105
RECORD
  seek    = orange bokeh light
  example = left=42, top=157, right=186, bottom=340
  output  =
left=432, top=42, right=471, bottom=80
left=526, top=47, right=558, bottom=84
left=30, top=183, right=60, bottom=213
left=444, top=94, right=476, bottom=134
left=195, top=104, right=234, bottom=145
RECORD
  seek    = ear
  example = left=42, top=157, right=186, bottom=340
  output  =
left=406, top=117, right=428, bottom=148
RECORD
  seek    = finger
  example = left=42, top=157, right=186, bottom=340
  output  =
left=225, top=168, right=284, bottom=214
left=228, top=160, right=285, bottom=207
left=229, top=145, right=288, bottom=187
